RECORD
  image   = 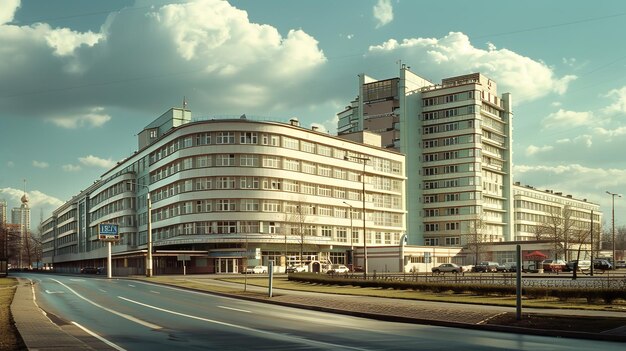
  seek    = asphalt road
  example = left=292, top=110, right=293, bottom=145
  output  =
left=20, top=273, right=626, bottom=351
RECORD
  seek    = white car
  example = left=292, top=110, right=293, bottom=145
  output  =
left=326, top=264, right=350, bottom=274
left=286, top=265, right=308, bottom=273
left=244, top=265, right=268, bottom=274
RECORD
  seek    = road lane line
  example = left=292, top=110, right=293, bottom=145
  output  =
left=217, top=306, right=251, bottom=313
left=98, top=289, right=107, bottom=293
left=72, top=321, right=127, bottom=351
left=50, top=279, right=162, bottom=330
left=128, top=284, right=136, bottom=287
left=118, top=296, right=370, bottom=350
left=150, top=290, right=161, bottom=294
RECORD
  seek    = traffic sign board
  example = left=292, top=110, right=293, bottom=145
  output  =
left=99, top=223, right=119, bottom=242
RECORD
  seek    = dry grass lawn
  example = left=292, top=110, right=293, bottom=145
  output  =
left=0, top=277, right=26, bottom=351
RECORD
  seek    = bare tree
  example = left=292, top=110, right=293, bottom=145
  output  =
left=285, top=200, right=311, bottom=266
left=464, top=215, right=487, bottom=265
left=534, top=205, right=576, bottom=260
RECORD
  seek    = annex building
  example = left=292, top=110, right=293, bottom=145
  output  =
left=41, top=108, right=406, bottom=274
left=337, top=66, right=601, bottom=255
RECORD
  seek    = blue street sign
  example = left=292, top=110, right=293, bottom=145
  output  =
left=99, top=223, right=119, bottom=241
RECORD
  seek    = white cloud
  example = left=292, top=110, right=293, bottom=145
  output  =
left=373, top=0, right=393, bottom=28
left=62, top=164, right=81, bottom=172
left=603, top=86, right=626, bottom=115
left=525, top=145, right=553, bottom=156
left=0, top=0, right=19, bottom=25
left=594, top=126, right=626, bottom=138
left=542, top=109, right=594, bottom=129
left=0, top=187, right=64, bottom=222
left=0, top=0, right=328, bottom=120
left=78, top=155, right=116, bottom=168
left=41, top=25, right=103, bottom=57
left=48, top=107, right=112, bottom=129
left=368, top=32, right=577, bottom=103
left=32, top=160, right=49, bottom=168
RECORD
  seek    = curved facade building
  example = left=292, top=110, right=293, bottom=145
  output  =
left=42, top=108, right=406, bottom=274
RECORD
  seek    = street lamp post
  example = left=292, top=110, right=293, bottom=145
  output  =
left=343, top=201, right=354, bottom=268
left=345, top=155, right=369, bottom=278
left=129, top=181, right=153, bottom=277
left=606, top=191, right=621, bottom=267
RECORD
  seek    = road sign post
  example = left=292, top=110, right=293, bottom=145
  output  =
left=99, top=223, right=120, bottom=278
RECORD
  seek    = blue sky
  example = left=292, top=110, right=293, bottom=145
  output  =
left=2, top=0, right=626, bottom=229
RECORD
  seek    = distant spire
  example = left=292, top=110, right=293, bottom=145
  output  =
left=183, top=96, right=188, bottom=110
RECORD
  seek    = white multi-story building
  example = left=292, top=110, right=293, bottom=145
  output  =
left=0, top=199, right=7, bottom=224
left=338, top=66, right=513, bottom=246
left=42, top=108, right=406, bottom=274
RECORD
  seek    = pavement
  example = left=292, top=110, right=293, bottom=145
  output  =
left=11, top=274, right=626, bottom=350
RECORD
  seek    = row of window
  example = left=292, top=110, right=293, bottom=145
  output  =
left=423, top=237, right=460, bottom=246
left=422, top=134, right=477, bottom=148
left=422, top=148, right=478, bottom=163
left=423, top=90, right=475, bottom=107
left=422, top=105, right=476, bottom=121
left=423, top=176, right=481, bottom=190
left=423, top=163, right=479, bottom=176
left=423, top=120, right=474, bottom=134
left=148, top=131, right=402, bottom=175
left=152, top=221, right=401, bottom=245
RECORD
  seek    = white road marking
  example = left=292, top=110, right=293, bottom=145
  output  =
left=45, top=290, right=65, bottom=294
left=128, top=284, right=136, bottom=287
left=72, top=321, right=127, bottom=351
left=99, top=289, right=107, bottom=293
left=150, top=290, right=161, bottom=294
left=118, top=296, right=370, bottom=350
left=49, top=279, right=162, bottom=330
left=217, top=306, right=251, bottom=313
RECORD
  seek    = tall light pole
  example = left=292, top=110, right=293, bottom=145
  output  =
left=606, top=191, right=621, bottom=267
left=345, top=155, right=370, bottom=278
left=129, top=181, right=153, bottom=277
left=343, top=201, right=354, bottom=268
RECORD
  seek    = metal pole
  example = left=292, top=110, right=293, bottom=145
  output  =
left=146, top=192, right=153, bottom=277
left=516, top=244, right=522, bottom=320
left=343, top=201, right=354, bottom=269
left=362, top=160, right=367, bottom=279
left=606, top=191, right=620, bottom=268
left=590, top=210, right=594, bottom=276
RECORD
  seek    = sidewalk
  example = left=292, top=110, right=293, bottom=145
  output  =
left=11, top=278, right=97, bottom=350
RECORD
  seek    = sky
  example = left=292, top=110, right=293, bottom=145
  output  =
left=2, top=0, right=626, bottom=230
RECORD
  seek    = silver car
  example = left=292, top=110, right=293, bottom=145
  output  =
left=431, top=263, right=464, bottom=274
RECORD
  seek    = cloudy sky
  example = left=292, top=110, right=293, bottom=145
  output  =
left=2, top=0, right=626, bottom=229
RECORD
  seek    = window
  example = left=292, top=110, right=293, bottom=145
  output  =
left=216, top=154, right=235, bottom=166
left=240, top=132, right=258, bottom=144
left=301, top=141, right=315, bottom=153
left=424, top=238, right=439, bottom=246
left=321, top=226, right=332, bottom=237
left=216, top=221, right=237, bottom=234
left=336, top=228, right=347, bottom=242
left=301, top=162, right=316, bottom=174
left=284, top=159, right=300, bottom=172
left=217, top=199, right=236, bottom=211
left=445, top=237, right=460, bottom=245
left=263, top=201, right=280, bottom=212
left=240, top=154, right=258, bottom=167
left=217, top=177, right=236, bottom=189
left=317, top=145, right=331, bottom=157
left=240, top=177, right=259, bottom=189
left=196, top=155, right=211, bottom=168
left=216, top=132, right=235, bottom=144
left=240, top=221, right=259, bottom=233
left=263, top=156, right=280, bottom=168
left=318, top=165, right=332, bottom=177
left=282, top=137, right=299, bottom=150
left=241, top=199, right=259, bottom=211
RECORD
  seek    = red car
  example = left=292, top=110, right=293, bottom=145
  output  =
left=542, top=259, right=566, bottom=272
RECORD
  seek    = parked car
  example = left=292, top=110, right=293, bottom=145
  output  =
left=286, top=265, right=307, bottom=273
left=501, top=262, right=517, bottom=272
left=542, top=259, right=566, bottom=272
left=593, top=259, right=613, bottom=270
left=326, top=264, right=350, bottom=274
left=244, top=265, right=268, bottom=274
left=471, top=261, right=499, bottom=273
left=615, top=260, right=626, bottom=269
left=431, top=263, right=464, bottom=274
left=80, top=267, right=102, bottom=274
left=564, top=260, right=591, bottom=272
